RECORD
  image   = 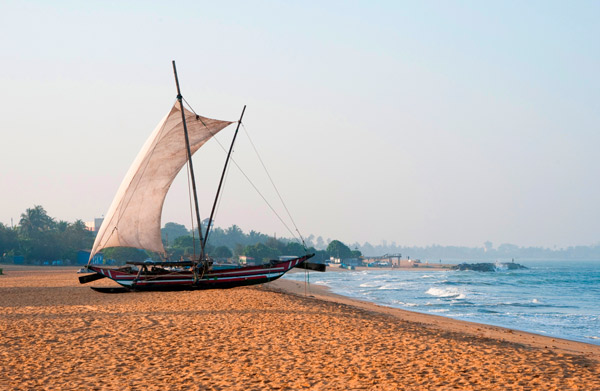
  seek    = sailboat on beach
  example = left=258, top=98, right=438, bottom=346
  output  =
left=79, top=62, right=322, bottom=291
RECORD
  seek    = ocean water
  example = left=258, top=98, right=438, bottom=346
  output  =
left=284, top=260, right=600, bottom=345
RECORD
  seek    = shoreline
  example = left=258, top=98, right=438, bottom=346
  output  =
left=3, top=264, right=599, bottom=355
left=270, top=278, right=600, bottom=360
left=288, top=263, right=600, bottom=351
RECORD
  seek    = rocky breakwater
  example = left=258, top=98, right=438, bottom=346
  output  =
left=452, top=262, right=527, bottom=272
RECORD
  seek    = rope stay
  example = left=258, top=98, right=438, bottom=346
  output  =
left=241, top=122, right=308, bottom=251
left=202, top=106, right=246, bottom=253
left=179, top=98, right=307, bottom=251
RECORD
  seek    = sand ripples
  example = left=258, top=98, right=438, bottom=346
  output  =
left=1, top=266, right=599, bottom=390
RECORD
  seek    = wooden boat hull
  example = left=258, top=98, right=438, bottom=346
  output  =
left=84, top=254, right=314, bottom=291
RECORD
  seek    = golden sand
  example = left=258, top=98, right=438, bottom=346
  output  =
left=1, top=266, right=599, bottom=390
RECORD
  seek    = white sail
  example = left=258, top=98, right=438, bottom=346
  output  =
left=90, top=102, right=234, bottom=259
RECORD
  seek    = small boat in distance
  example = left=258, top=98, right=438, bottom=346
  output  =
left=80, top=62, right=321, bottom=291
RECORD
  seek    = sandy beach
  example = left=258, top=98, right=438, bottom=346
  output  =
left=1, top=265, right=599, bottom=390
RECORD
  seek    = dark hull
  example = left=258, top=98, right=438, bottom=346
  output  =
left=83, top=254, right=314, bottom=291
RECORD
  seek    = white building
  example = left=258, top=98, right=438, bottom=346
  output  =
left=85, top=218, right=104, bottom=232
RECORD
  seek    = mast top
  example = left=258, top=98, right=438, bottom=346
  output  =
left=172, top=61, right=183, bottom=99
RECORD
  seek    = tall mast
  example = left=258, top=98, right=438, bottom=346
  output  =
left=202, top=105, right=246, bottom=252
left=172, top=61, right=204, bottom=258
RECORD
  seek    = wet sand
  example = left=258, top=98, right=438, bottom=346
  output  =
left=1, top=265, right=599, bottom=390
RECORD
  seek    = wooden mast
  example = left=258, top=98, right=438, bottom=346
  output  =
left=202, top=105, right=246, bottom=253
left=172, top=61, right=205, bottom=263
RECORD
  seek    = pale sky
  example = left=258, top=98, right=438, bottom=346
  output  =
left=1, top=1, right=599, bottom=248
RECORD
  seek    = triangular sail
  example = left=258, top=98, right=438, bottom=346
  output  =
left=90, top=102, right=234, bottom=260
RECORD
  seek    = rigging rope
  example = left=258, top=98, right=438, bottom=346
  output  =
left=180, top=99, right=308, bottom=251
left=211, top=149, right=233, bottom=241
left=241, top=123, right=308, bottom=251
left=215, top=140, right=301, bottom=243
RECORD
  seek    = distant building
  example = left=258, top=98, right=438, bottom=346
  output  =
left=388, top=255, right=401, bottom=267
left=85, top=218, right=104, bottom=232
left=363, top=254, right=423, bottom=268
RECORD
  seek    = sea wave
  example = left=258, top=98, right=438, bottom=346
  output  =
left=477, top=308, right=500, bottom=314
left=490, top=302, right=576, bottom=309
left=378, top=282, right=408, bottom=290
left=359, top=282, right=381, bottom=288
left=283, top=261, right=600, bottom=345
left=391, top=300, right=418, bottom=307
left=426, top=287, right=466, bottom=299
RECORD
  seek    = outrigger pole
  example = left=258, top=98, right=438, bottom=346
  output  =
left=202, top=105, right=246, bottom=253
left=172, top=61, right=205, bottom=263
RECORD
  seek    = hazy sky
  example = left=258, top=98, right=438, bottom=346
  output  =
left=1, top=1, right=599, bottom=248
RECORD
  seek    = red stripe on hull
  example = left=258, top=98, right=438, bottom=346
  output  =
left=87, top=255, right=314, bottom=291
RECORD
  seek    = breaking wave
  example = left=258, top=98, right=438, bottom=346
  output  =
left=426, top=287, right=466, bottom=299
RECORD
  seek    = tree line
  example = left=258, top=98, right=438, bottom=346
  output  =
left=9, top=205, right=593, bottom=265
left=160, top=222, right=361, bottom=264
left=0, top=206, right=362, bottom=265
left=0, top=205, right=94, bottom=264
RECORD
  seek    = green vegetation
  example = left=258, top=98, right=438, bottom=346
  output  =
left=160, top=223, right=333, bottom=264
left=160, top=222, right=189, bottom=246
left=0, top=205, right=341, bottom=265
left=9, top=204, right=600, bottom=265
left=102, top=247, right=148, bottom=263
left=0, top=205, right=94, bottom=264
left=326, top=240, right=361, bottom=259
left=163, top=229, right=331, bottom=264
left=5, top=200, right=600, bottom=265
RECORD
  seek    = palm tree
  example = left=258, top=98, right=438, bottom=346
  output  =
left=19, top=205, right=55, bottom=237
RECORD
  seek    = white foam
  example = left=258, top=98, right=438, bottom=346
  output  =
left=426, top=287, right=465, bottom=299
left=405, top=303, right=418, bottom=307
left=494, top=262, right=508, bottom=271
left=378, top=282, right=407, bottom=290
left=359, top=282, right=380, bottom=288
